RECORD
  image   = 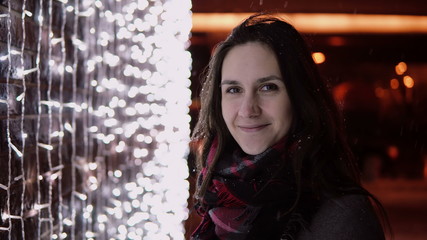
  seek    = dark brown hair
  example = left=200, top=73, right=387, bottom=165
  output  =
left=193, top=13, right=358, bottom=198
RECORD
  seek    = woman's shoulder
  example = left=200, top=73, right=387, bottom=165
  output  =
left=297, top=194, right=385, bottom=240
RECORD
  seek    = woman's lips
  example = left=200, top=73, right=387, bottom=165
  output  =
left=238, top=124, right=270, bottom=132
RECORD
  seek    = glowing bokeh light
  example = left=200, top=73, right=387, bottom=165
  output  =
left=403, top=75, right=414, bottom=88
left=395, top=62, right=407, bottom=75
left=312, top=52, right=326, bottom=64
left=390, top=78, right=400, bottom=89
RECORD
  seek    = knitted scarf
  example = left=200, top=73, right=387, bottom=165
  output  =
left=191, top=137, right=299, bottom=240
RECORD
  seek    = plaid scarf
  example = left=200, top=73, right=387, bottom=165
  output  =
left=191, top=137, right=297, bottom=240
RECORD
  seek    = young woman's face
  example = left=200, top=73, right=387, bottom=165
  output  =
left=221, top=42, right=293, bottom=155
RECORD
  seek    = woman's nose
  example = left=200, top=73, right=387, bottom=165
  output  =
left=238, top=95, right=261, bottom=118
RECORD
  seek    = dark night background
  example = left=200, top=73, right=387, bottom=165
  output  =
left=186, top=1, right=427, bottom=239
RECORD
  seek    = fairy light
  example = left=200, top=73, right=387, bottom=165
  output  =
left=46, top=1, right=55, bottom=237
left=4, top=1, right=13, bottom=238
left=57, top=0, right=67, bottom=237
left=10, top=143, right=23, bottom=158
left=1, top=0, right=191, bottom=239
left=35, top=0, right=44, bottom=239
left=19, top=0, right=28, bottom=239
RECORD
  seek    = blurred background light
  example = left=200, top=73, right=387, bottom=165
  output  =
left=192, top=13, right=427, bottom=34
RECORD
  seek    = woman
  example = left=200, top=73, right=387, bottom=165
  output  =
left=191, top=14, right=387, bottom=240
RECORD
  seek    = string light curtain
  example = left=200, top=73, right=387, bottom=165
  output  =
left=0, top=0, right=192, bottom=239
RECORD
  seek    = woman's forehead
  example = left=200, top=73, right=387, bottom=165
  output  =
left=220, top=42, right=282, bottom=82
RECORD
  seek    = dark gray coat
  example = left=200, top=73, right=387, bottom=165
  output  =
left=297, top=194, right=385, bottom=240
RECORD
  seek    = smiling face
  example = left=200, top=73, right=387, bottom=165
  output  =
left=221, top=42, right=293, bottom=155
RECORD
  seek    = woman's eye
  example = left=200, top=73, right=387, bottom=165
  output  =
left=260, top=84, right=278, bottom=91
left=225, top=87, right=241, bottom=94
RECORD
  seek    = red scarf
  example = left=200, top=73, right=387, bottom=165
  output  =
left=192, top=138, right=296, bottom=240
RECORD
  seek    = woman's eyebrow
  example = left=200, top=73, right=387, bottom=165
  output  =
left=220, top=80, right=240, bottom=86
left=220, top=75, right=282, bottom=87
left=256, top=75, right=282, bottom=84
left=221, top=75, right=282, bottom=85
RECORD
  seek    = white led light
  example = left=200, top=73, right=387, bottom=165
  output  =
left=114, top=170, right=122, bottom=178
left=114, top=127, right=124, bottom=134
left=65, top=65, right=73, bottom=73
left=118, top=99, right=126, bottom=108
left=88, top=162, right=98, bottom=170
left=94, top=0, right=102, bottom=8
left=115, top=141, right=126, bottom=153
left=144, top=136, right=153, bottom=144
left=104, top=118, right=118, bottom=127
left=63, top=218, right=73, bottom=226
left=3, top=0, right=192, bottom=239
left=136, top=134, right=145, bottom=142
left=112, top=188, right=121, bottom=197
left=128, top=86, right=139, bottom=98
left=125, top=107, right=137, bottom=116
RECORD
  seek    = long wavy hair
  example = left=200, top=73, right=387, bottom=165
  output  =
left=192, top=14, right=385, bottom=222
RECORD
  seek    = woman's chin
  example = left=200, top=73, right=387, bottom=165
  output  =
left=240, top=144, right=268, bottom=156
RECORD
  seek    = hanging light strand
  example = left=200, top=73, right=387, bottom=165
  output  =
left=5, top=0, right=13, bottom=238
left=35, top=0, right=44, bottom=237
left=19, top=0, right=28, bottom=239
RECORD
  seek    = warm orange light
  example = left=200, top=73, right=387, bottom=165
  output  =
left=333, top=82, right=351, bottom=104
left=375, top=87, right=385, bottom=98
left=390, top=79, right=399, bottom=89
left=395, top=62, right=407, bottom=75
left=312, top=52, right=325, bottom=64
left=328, top=36, right=346, bottom=46
left=403, top=75, right=414, bottom=88
left=387, top=145, right=399, bottom=159
left=424, top=156, right=427, bottom=179
left=192, top=13, right=427, bottom=34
